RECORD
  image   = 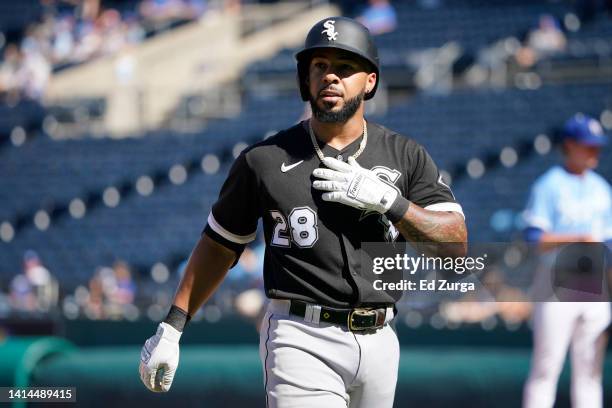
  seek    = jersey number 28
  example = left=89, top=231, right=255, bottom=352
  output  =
left=270, top=207, right=318, bottom=248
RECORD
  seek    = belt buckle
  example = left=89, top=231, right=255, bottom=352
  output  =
left=348, top=308, right=378, bottom=331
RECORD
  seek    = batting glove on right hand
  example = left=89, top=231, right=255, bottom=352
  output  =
left=139, top=322, right=181, bottom=392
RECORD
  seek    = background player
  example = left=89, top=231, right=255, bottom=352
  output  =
left=139, top=16, right=467, bottom=407
left=522, top=113, right=611, bottom=408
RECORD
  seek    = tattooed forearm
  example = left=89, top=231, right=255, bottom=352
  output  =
left=394, top=202, right=468, bottom=257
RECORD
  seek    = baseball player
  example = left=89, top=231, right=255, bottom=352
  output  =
left=139, top=17, right=467, bottom=407
left=522, top=113, right=611, bottom=408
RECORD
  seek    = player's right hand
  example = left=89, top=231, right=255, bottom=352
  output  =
left=312, top=156, right=399, bottom=214
left=139, top=322, right=181, bottom=392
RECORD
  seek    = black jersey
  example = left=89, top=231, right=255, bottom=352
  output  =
left=204, top=121, right=463, bottom=307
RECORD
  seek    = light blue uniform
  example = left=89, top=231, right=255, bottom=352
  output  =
left=523, top=165, right=611, bottom=408
left=524, top=165, right=612, bottom=241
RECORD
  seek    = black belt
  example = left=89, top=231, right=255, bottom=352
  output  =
left=288, top=300, right=392, bottom=332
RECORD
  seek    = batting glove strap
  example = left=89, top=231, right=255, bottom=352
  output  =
left=158, top=321, right=182, bottom=343
left=386, top=196, right=410, bottom=224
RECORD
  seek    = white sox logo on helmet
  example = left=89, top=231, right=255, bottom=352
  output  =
left=322, top=20, right=338, bottom=41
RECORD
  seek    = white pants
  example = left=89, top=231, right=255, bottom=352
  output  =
left=259, top=300, right=400, bottom=408
left=523, top=302, right=610, bottom=408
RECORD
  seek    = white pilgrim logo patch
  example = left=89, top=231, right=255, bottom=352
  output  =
left=322, top=20, right=339, bottom=41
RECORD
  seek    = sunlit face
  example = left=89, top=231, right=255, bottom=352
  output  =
left=307, top=49, right=377, bottom=123
left=564, top=139, right=602, bottom=172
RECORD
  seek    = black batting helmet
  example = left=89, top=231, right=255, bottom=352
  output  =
left=295, top=17, right=379, bottom=101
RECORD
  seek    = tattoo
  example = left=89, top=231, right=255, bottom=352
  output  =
left=394, top=203, right=467, bottom=256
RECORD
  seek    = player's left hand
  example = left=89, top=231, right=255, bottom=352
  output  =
left=312, top=156, right=398, bottom=214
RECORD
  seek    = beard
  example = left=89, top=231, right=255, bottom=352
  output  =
left=309, top=90, right=365, bottom=124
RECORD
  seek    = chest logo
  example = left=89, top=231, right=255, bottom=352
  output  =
left=281, top=160, right=304, bottom=173
left=359, top=166, right=402, bottom=242
left=322, top=20, right=339, bottom=41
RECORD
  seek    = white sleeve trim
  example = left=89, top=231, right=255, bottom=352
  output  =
left=207, top=213, right=256, bottom=244
left=424, top=202, right=465, bottom=219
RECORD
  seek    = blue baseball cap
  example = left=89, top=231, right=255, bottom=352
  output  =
left=562, top=113, right=608, bottom=146
left=23, top=249, right=40, bottom=262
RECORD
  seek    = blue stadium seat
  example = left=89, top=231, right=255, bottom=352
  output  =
left=373, top=83, right=612, bottom=172
left=245, top=1, right=572, bottom=79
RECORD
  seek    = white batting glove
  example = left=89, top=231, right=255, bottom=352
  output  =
left=139, top=322, right=181, bottom=392
left=312, top=157, right=399, bottom=214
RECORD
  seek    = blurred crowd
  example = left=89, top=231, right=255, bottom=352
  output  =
left=0, top=243, right=540, bottom=330
left=0, top=0, right=207, bottom=103
left=79, top=260, right=139, bottom=320
left=3, top=0, right=608, bottom=104
left=0, top=235, right=607, bottom=334
left=0, top=0, right=398, bottom=104
left=0, top=240, right=266, bottom=324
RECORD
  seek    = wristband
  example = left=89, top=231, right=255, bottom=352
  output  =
left=163, top=305, right=191, bottom=332
left=386, top=197, right=410, bottom=224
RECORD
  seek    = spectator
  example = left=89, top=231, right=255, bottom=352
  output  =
left=97, top=9, right=127, bottom=57
left=101, top=260, right=138, bottom=319
left=515, top=15, right=567, bottom=67
left=9, top=250, right=58, bottom=312
left=51, top=15, right=76, bottom=65
left=0, top=44, right=24, bottom=101
left=72, top=19, right=103, bottom=63
left=20, top=39, right=52, bottom=100
left=85, top=268, right=106, bottom=319
left=9, top=272, right=36, bottom=312
left=356, top=0, right=397, bottom=36
left=526, top=15, right=567, bottom=57
left=111, top=260, right=137, bottom=306
left=139, top=0, right=206, bottom=31
left=125, top=14, right=147, bottom=44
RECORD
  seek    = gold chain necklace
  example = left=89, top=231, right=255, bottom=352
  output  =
left=308, top=118, right=368, bottom=162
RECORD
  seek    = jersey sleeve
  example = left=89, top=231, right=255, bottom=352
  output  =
left=522, top=178, right=554, bottom=232
left=205, top=152, right=260, bottom=248
left=406, top=144, right=464, bottom=217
